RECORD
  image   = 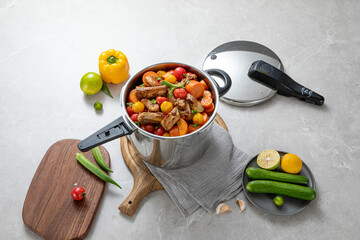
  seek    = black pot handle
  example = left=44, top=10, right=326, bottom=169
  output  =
left=78, top=116, right=134, bottom=152
left=204, top=69, right=232, bottom=97
left=248, top=60, right=325, bottom=106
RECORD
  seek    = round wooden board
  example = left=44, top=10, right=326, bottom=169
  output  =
left=119, top=114, right=228, bottom=216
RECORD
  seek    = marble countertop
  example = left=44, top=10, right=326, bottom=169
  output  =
left=1, top=0, right=359, bottom=239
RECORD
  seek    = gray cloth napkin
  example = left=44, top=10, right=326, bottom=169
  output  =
left=144, top=122, right=251, bottom=216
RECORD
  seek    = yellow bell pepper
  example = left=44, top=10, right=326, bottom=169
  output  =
left=99, top=49, right=129, bottom=84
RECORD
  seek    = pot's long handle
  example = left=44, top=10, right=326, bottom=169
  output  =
left=248, top=60, right=325, bottom=106
left=78, top=116, right=134, bottom=152
left=204, top=69, right=232, bottom=97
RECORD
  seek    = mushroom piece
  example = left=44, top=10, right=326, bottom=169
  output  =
left=215, top=203, right=232, bottom=215
left=236, top=199, right=246, bottom=212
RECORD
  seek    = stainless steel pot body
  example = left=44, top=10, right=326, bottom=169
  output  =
left=78, top=62, right=231, bottom=169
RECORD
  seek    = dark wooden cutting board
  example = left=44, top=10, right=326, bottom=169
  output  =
left=22, top=139, right=110, bottom=240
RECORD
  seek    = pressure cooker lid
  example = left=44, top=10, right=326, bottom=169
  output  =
left=202, top=41, right=284, bottom=107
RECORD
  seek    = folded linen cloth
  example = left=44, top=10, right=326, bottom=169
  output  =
left=144, top=122, right=251, bottom=216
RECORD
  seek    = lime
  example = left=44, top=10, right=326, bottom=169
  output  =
left=93, top=101, right=103, bottom=111
left=257, top=150, right=280, bottom=170
left=80, top=72, right=103, bottom=95
left=273, top=196, right=284, bottom=207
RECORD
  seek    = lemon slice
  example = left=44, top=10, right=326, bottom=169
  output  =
left=257, top=150, right=280, bottom=170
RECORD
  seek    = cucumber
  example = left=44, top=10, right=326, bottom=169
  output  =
left=246, top=167, right=309, bottom=185
left=246, top=180, right=316, bottom=201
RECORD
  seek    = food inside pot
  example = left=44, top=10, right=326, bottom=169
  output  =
left=126, top=67, right=215, bottom=137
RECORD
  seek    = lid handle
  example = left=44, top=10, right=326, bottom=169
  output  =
left=248, top=60, right=324, bottom=106
left=78, top=116, right=134, bottom=152
left=204, top=69, right=232, bottom=97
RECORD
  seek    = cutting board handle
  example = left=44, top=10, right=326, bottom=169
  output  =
left=118, top=173, right=162, bottom=216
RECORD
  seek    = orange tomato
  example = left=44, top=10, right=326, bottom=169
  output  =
left=188, top=123, right=201, bottom=133
left=142, top=71, right=158, bottom=86
left=201, top=112, right=209, bottom=124
left=169, top=126, right=180, bottom=136
left=128, top=89, right=139, bottom=103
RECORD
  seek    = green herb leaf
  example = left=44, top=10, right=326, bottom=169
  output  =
left=151, top=99, right=157, bottom=104
left=186, top=80, right=190, bottom=85
left=140, top=83, right=145, bottom=87
left=183, top=73, right=188, bottom=77
left=157, top=77, right=162, bottom=81
left=193, top=124, right=199, bottom=128
left=101, top=82, right=113, bottom=98
left=135, top=121, right=140, bottom=126
left=191, top=109, right=198, bottom=115
left=155, top=125, right=160, bottom=129
left=126, top=102, right=133, bottom=107
left=177, top=122, right=181, bottom=126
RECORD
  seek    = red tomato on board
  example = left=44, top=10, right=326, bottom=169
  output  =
left=71, top=187, right=86, bottom=200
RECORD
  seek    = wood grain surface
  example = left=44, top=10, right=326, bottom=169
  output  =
left=119, top=114, right=228, bottom=216
left=22, top=139, right=110, bottom=240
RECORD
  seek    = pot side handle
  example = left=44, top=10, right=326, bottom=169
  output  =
left=78, top=116, right=134, bottom=152
left=204, top=69, right=232, bottom=97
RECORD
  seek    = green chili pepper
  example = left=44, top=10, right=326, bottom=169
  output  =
left=161, top=81, right=185, bottom=98
left=101, top=82, right=113, bottom=98
left=92, top=147, right=113, bottom=172
left=75, top=153, right=121, bottom=189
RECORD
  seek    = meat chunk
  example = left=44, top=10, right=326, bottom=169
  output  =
left=138, top=112, right=164, bottom=124
left=161, top=107, right=181, bottom=131
left=180, top=101, right=193, bottom=121
left=144, top=75, right=160, bottom=87
left=186, top=93, right=204, bottom=113
left=169, top=97, right=186, bottom=110
left=141, top=99, right=159, bottom=112
left=136, top=85, right=167, bottom=99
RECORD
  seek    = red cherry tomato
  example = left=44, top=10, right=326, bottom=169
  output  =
left=173, top=88, right=187, bottom=99
left=173, top=67, right=187, bottom=80
left=141, top=124, right=155, bottom=133
left=71, top=187, right=86, bottom=200
left=126, top=106, right=134, bottom=116
left=131, top=114, right=138, bottom=122
left=154, top=126, right=166, bottom=136
left=156, top=96, right=168, bottom=106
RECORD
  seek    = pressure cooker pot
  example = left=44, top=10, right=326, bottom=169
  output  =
left=78, top=62, right=231, bottom=169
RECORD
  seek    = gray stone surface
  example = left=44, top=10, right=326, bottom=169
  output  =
left=0, top=0, right=359, bottom=239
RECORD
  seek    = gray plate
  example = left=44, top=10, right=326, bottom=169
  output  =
left=242, top=151, right=316, bottom=215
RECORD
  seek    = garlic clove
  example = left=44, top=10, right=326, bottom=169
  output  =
left=216, top=203, right=232, bottom=215
left=236, top=199, right=246, bottom=212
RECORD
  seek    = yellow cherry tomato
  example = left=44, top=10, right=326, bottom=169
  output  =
left=157, top=70, right=166, bottom=78
left=165, top=74, right=177, bottom=84
left=163, top=132, right=171, bottom=137
left=161, top=101, right=173, bottom=114
left=132, top=102, right=145, bottom=113
left=193, top=113, right=204, bottom=125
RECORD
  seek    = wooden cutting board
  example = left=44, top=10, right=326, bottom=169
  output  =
left=23, top=139, right=110, bottom=240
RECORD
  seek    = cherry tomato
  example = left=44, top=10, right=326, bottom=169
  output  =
left=193, top=113, right=204, bottom=125
left=173, top=67, right=187, bottom=80
left=71, top=187, right=86, bottom=200
left=165, top=74, right=177, bottom=84
left=132, top=102, right=145, bottom=113
left=126, top=106, right=135, bottom=116
left=154, top=126, right=166, bottom=136
left=156, top=96, right=168, bottom=106
left=141, top=124, right=155, bottom=133
left=161, top=70, right=175, bottom=80
left=131, top=114, right=138, bottom=122
left=173, top=88, right=187, bottom=99
left=161, top=101, right=174, bottom=114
